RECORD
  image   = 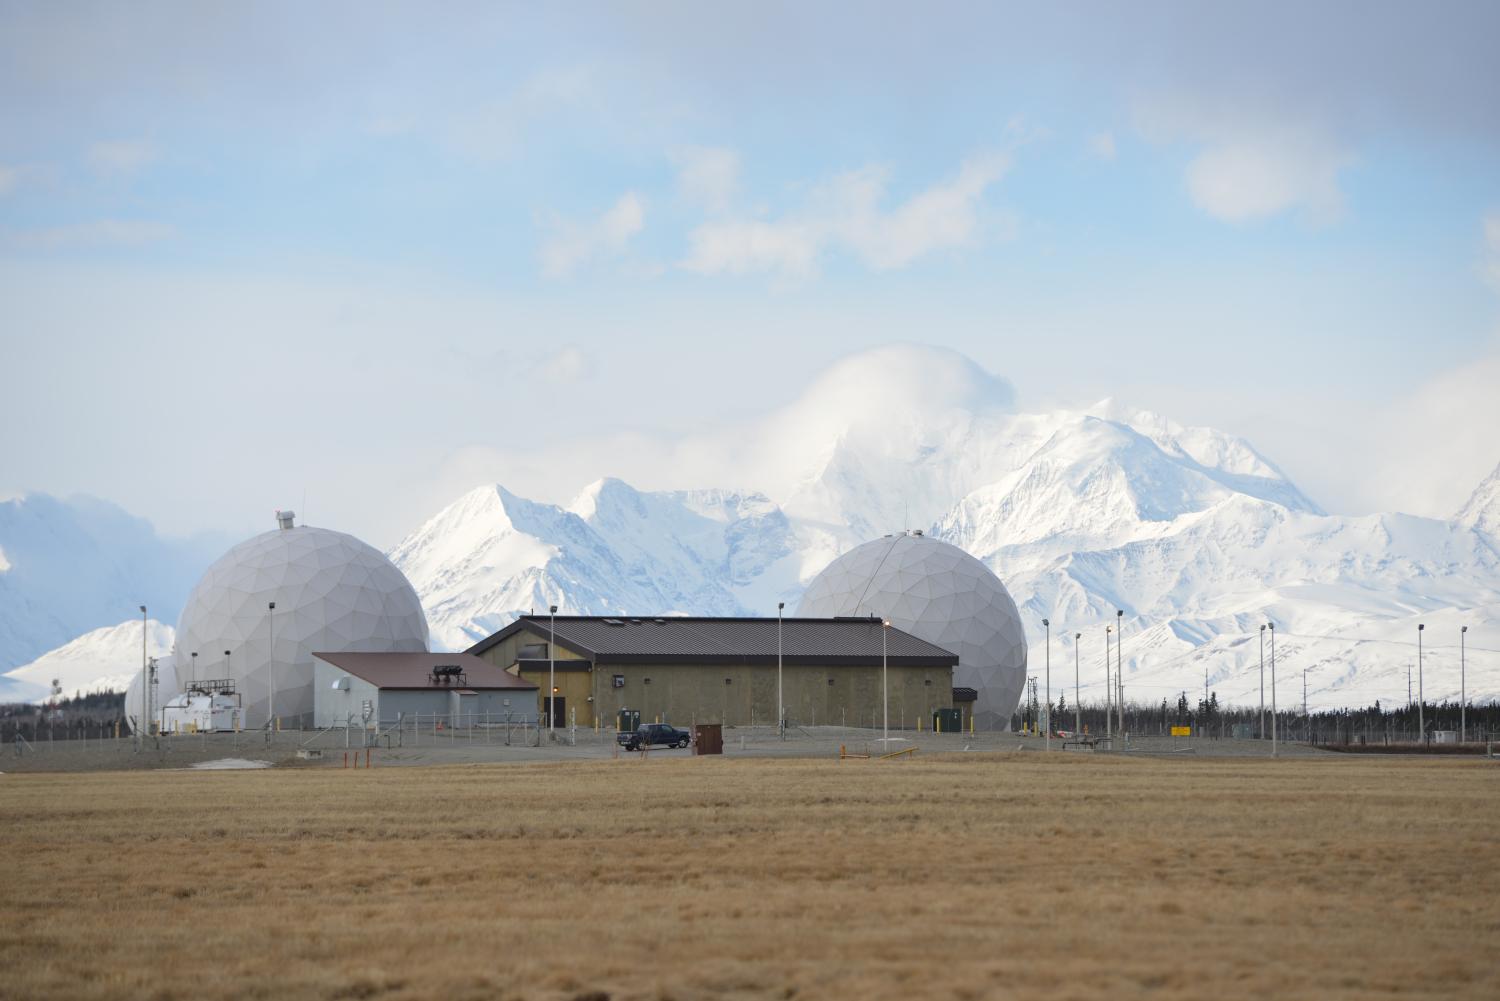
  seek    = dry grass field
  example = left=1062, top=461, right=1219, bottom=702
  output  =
left=2, top=753, right=1498, bottom=1001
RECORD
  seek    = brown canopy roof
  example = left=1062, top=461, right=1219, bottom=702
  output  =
left=469, top=615, right=959, bottom=667
left=312, top=651, right=538, bottom=690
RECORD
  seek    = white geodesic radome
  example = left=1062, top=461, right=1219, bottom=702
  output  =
left=795, top=532, right=1027, bottom=727
left=131, top=512, right=428, bottom=730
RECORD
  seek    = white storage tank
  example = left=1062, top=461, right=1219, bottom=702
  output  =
left=160, top=684, right=243, bottom=733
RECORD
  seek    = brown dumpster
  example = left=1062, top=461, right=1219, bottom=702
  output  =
left=693, top=723, right=723, bottom=755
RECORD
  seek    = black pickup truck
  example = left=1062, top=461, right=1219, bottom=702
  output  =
left=617, top=723, right=691, bottom=751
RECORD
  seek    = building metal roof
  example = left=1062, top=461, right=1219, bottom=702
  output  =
left=468, top=616, right=959, bottom=667
left=312, top=651, right=538, bottom=690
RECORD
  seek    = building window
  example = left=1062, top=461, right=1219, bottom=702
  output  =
left=612, top=675, right=625, bottom=689
left=520, top=643, right=547, bottom=660
left=644, top=677, right=651, bottom=685
left=827, top=678, right=835, bottom=686
left=725, top=677, right=732, bottom=685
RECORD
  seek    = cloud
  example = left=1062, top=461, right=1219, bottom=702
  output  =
left=1484, top=213, right=1500, bottom=291
left=672, top=146, right=740, bottom=212
left=681, top=153, right=1011, bottom=280
left=1088, top=132, right=1116, bottom=161
left=538, top=192, right=645, bottom=278
left=1138, top=100, right=1353, bottom=224
left=87, top=139, right=156, bottom=175
left=1356, top=337, right=1500, bottom=518
left=541, top=345, right=592, bottom=384
left=6, top=219, right=177, bottom=249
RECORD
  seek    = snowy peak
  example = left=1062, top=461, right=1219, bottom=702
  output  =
left=1457, top=461, right=1500, bottom=537
left=2, top=618, right=175, bottom=703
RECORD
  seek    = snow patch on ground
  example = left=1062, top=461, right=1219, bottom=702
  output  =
left=189, top=758, right=272, bottom=770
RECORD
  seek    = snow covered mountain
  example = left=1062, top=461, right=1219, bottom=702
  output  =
left=381, top=347, right=1500, bottom=711
left=0, top=494, right=219, bottom=674
left=8, top=346, right=1500, bottom=712
left=0, top=619, right=175, bottom=704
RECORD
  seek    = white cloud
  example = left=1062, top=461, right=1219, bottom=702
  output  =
left=681, top=153, right=1010, bottom=280
left=1088, top=132, right=1116, bottom=161
left=1184, top=135, right=1350, bottom=224
left=1484, top=213, right=1500, bottom=291
left=87, top=139, right=156, bottom=175
left=7, top=219, right=177, bottom=249
left=673, top=146, right=740, bottom=212
left=541, top=345, right=592, bottom=384
left=1138, top=100, right=1352, bottom=224
left=538, top=192, right=645, bottom=278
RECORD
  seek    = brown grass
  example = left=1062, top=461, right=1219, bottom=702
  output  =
left=2, top=754, right=1498, bottom=1000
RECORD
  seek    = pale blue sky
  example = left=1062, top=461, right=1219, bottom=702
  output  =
left=2, top=1, right=1499, bottom=546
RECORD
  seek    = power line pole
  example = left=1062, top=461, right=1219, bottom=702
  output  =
left=1461, top=625, right=1468, bottom=743
left=1073, top=632, right=1081, bottom=736
left=1042, top=618, right=1051, bottom=751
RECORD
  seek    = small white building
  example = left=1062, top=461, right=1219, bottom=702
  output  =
left=160, top=683, right=244, bottom=733
left=312, top=651, right=539, bottom=729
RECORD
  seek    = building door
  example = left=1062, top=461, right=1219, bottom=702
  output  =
left=544, top=696, right=565, bottom=728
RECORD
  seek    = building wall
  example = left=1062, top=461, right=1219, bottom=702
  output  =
left=516, top=664, right=594, bottom=727
left=472, top=625, right=956, bottom=731
left=593, top=661, right=953, bottom=729
left=313, top=658, right=382, bottom=729
left=473, top=627, right=588, bottom=677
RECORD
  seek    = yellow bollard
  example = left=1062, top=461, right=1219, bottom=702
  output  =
left=969, top=714, right=974, bottom=734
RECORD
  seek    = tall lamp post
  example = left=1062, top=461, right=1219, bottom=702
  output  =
left=777, top=602, right=785, bottom=740
left=549, top=605, right=558, bottom=735
left=1073, top=632, right=1082, bottom=735
left=1268, top=622, right=1277, bottom=758
left=139, top=605, right=148, bottom=739
left=1461, top=625, right=1468, bottom=743
left=1116, top=610, right=1124, bottom=735
left=1042, top=618, right=1051, bottom=751
left=1259, top=624, right=1266, bottom=739
left=881, top=619, right=891, bottom=746
left=1302, top=667, right=1315, bottom=717
left=267, top=601, right=276, bottom=730
left=1417, top=623, right=1425, bottom=745
left=190, top=651, right=198, bottom=686
left=1105, top=625, right=1113, bottom=740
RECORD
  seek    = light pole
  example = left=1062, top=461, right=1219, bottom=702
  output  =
left=1417, top=623, right=1425, bottom=745
left=190, top=651, right=198, bottom=686
left=881, top=619, right=891, bottom=746
left=1116, top=609, right=1124, bottom=735
left=777, top=601, right=785, bottom=740
left=1268, top=622, right=1277, bottom=758
left=139, top=605, right=147, bottom=739
left=1259, top=624, right=1266, bottom=740
left=267, top=601, right=276, bottom=729
left=549, top=605, right=558, bottom=735
left=1042, top=618, right=1051, bottom=751
left=1302, top=667, right=1315, bottom=717
left=1073, top=632, right=1082, bottom=735
left=1104, top=625, right=1112, bottom=740
left=1461, top=625, right=1468, bottom=743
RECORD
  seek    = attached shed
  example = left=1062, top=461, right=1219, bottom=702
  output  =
left=312, top=651, right=539, bottom=729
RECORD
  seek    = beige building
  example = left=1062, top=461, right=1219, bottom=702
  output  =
left=467, top=615, right=964, bottom=731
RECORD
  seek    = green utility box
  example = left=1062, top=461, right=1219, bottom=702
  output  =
left=617, top=708, right=641, bottom=732
left=933, top=708, right=963, bottom=733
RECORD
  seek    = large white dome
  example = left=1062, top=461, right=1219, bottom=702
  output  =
left=796, top=532, right=1027, bottom=727
left=154, top=513, right=428, bottom=727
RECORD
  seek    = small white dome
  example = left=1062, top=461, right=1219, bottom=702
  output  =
left=163, top=514, right=428, bottom=727
left=796, top=533, right=1027, bottom=726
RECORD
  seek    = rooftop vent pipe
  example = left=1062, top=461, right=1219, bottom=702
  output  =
left=276, top=510, right=295, bottom=530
